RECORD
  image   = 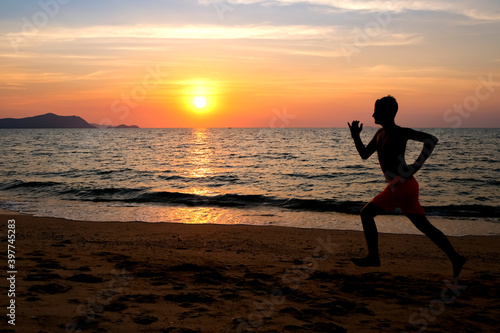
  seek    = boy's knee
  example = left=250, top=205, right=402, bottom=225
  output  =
left=361, top=203, right=379, bottom=219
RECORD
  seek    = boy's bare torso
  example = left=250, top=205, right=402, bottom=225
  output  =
left=374, top=126, right=411, bottom=181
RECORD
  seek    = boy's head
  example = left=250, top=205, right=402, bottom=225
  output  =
left=373, top=95, right=398, bottom=125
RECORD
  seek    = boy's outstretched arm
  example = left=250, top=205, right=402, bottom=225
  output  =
left=406, top=129, right=439, bottom=175
left=348, top=120, right=377, bottom=160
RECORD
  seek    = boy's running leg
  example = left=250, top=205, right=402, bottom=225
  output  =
left=407, top=213, right=467, bottom=280
left=352, top=202, right=386, bottom=267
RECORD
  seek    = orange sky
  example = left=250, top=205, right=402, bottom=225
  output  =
left=1, top=1, right=499, bottom=128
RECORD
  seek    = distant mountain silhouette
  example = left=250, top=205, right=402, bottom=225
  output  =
left=0, top=113, right=95, bottom=128
left=0, top=113, right=139, bottom=129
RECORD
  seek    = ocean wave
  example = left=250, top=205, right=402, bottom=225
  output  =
left=424, top=204, right=500, bottom=218
left=1, top=179, right=498, bottom=217
left=64, top=187, right=145, bottom=199
left=0, top=180, right=63, bottom=190
left=87, top=190, right=366, bottom=214
left=96, top=168, right=134, bottom=175
left=157, top=174, right=242, bottom=183
left=283, top=173, right=339, bottom=180
left=74, top=189, right=499, bottom=217
left=340, top=164, right=366, bottom=169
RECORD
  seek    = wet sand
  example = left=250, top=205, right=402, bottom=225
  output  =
left=1, top=211, right=499, bottom=332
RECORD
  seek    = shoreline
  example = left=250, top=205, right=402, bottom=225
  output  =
left=1, top=210, right=499, bottom=332
left=1, top=204, right=499, bottom=237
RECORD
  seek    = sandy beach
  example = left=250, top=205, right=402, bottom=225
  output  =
left=1, top=210, right=499, bottom=333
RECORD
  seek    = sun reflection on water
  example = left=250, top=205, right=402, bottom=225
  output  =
left=188, top=129, right=211, bottom=179
left=184, top=129, right=216, bottom=199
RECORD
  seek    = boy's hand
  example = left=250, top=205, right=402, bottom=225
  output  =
left=348, top=120, right=363, bottom=137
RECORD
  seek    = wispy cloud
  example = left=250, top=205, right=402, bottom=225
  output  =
left=338, top=32, right=423, bottom=47
left=1, top=69, right=117, bottom=85
left=4, top=24, right=342, bottom=43
left=203, top=0, right=500, bottom=21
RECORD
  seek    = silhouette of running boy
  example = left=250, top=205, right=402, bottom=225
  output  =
left=348, top=95, right=466, bottom=280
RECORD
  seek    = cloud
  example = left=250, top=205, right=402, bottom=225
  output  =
left=1, top=68, right=118, bottom=85
left=5, top=24, right=340, bottom=41
left=201, top=0, right=500, bottom=21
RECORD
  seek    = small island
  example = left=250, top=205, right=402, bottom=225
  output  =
left=90, top=123, right=140, bottom=129
left=0, top=113, right=139, bottom=129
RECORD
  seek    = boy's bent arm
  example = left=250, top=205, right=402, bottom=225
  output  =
left=348, top=121, right=377, bottom=159
left=353, top=134, right=377, bottom=160
left=405, top=128, right=438, bottom=172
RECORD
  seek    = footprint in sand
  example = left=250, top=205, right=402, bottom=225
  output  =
left=28, top=283, right=71, bottom=294
left=130, top=313, right=158, bottom=325
left=66, top=273, right=103, bottom=283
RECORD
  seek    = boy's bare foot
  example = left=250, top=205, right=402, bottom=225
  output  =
left=351, top=257, right=381, bottom=267
left=453, top=255, right=467, bottom=281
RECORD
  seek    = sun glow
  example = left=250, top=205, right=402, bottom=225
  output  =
left=183, top=80, right=220, bottom=115
left=193, top=96, right=207, bottom=109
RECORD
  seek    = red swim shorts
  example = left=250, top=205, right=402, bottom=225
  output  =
left=371, top=176, right=425, bottom=215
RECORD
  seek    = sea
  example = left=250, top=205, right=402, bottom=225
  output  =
left=1, top=128, right=499, bottom=236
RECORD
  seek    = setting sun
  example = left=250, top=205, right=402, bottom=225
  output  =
left=193, top=96, right=207, bottom=109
